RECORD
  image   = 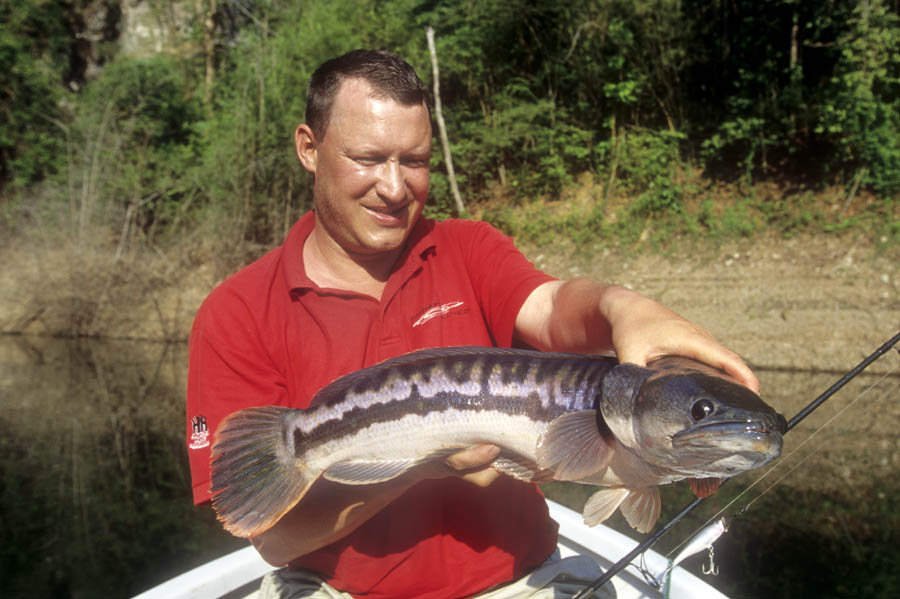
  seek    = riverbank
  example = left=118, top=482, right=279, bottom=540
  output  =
left=3, top=230, right=897, bottom=371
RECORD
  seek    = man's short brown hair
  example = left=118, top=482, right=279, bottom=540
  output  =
left=305, top=49, right=431, bottom=140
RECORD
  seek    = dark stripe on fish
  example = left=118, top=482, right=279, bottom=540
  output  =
left=292, top=348, right=616, bottom=457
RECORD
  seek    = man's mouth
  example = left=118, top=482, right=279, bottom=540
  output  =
left=364, top=204, right=408, bottom=225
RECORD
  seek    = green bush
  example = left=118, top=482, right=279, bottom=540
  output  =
left=0, top=4, right=68, bottom=190
left=450, top=86, right=594, bottom=202
left=63, top=56, right=203, bottom=243
left=815, top=0, right=900, bottom=195
left=598, top=128, right=686, bottom=218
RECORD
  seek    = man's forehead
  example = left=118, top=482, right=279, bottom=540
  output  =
left=335, top=76, right=375, bottom=98
left=325, top=81, right=430, bottom=144
left=333, top=77, right=428, bottom=114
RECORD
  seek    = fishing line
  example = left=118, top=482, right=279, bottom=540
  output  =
left=734, top=360, right=899, bottom=516
left=661, top=356, right=900, bottom=563
left=571, top=330, right=900, bottom=599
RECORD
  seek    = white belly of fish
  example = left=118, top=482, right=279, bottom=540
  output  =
left=303, top=408, right=548, bottom=485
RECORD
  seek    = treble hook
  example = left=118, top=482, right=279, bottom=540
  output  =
left=702, top=546, right=719, bottom=576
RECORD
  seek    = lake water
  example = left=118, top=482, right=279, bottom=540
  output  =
left=2, top=335, right=898, bottom=598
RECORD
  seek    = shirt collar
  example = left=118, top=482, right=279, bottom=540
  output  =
left=281, top=211, right=317, bottom=292
left=281, top=210, right=437, bottom=294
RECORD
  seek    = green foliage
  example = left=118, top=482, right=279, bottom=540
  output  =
left=594, top=128, right=689, bottom=230
left=816, top=0, right=900, bottom=195
left=0, top=2, right=70, bottom=189
left=423, top=0, right=690, bottom=206
left=64, top=55, right=203, bottom=243
left=717, top=198, right=760, bottom=238
left=3, top=0, right=900, bottom=249
left=449, top=86, right=593, bottom=202
left=612, top=129, right=685, bottom=211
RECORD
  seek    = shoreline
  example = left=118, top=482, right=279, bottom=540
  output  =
left=2, top=231, right=897, bottom=372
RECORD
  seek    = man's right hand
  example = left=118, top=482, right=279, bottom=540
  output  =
left=417, top=444, right=502, bottom=487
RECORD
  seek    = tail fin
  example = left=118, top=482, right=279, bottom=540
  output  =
left=210, top=406, right=313, bottom=538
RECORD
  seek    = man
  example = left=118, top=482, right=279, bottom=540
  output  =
left=186, top=50, right=758, bottom=599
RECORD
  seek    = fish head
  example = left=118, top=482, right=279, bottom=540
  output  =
left=601, top=356, right=786, bottom=478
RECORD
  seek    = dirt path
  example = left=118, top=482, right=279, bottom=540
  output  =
left=528, top=233, right=899, bottom=373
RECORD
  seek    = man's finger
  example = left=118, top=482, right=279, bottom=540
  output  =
left=444, top=444, right=501, bottom=471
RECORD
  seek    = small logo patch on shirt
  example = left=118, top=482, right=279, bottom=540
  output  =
left=189, top=415, right=210, bottom=449
left=412, top=301, right=466, bottom=327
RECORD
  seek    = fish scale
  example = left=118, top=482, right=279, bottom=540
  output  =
left=210, top=346, right=786, bottom=538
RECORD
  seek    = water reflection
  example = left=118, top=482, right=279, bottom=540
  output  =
left=1, top=335, right=897, bottom=598
left=0, top=335, right=244, bottom=599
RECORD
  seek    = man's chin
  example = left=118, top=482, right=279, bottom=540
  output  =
left=348, top=230, right=411, bottom=257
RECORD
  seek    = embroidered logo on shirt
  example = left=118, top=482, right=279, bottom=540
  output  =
left=412, top=301, right=466, bottom=327
left=189, top=415, right=210, bottom=449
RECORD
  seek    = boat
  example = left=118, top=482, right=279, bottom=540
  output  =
left=132, top=500, right=729, bottom=599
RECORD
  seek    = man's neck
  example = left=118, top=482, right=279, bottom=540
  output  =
left=302, top=225, right=401, bottom=299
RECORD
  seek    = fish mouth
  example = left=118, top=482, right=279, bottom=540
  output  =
left=671, top=414, right=786, bottom=449
left=669, top=415, right=786, bottom=475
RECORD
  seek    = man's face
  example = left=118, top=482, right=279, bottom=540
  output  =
left=297, top=78, right=432, bottom=259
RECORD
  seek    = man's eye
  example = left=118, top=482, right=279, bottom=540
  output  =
left=354, top=157, right=380, bottom=166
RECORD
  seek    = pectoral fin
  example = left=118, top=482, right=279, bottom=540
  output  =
left=619, top=486, right=661, bottom=533
left=323, top=448, right=546, bottom=484
left=324, top=458, right=423, bottom=484
left=689, top=477, right=723, bottom=498
left=536, top=410, right=614, bottom=481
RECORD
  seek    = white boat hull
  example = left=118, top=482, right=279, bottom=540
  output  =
left=133, top=500, right=729, bottom=599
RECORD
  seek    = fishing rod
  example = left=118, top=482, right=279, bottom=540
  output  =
left=572, top=330, right=900, bottom=599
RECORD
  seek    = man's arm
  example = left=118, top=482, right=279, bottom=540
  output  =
left=250, top=444, right=502, bottom=566
left=514, top=278, right=759, bottom=392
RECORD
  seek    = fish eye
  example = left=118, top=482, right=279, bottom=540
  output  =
left=691, top=398, right=715, bottom=421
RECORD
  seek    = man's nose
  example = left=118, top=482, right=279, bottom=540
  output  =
left=375, top=159, right=405, bottom=204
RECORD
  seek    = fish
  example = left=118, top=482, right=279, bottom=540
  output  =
left=209, top=346, right=786, bottom=538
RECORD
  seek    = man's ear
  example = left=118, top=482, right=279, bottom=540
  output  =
left=295, top=124, right=317, bottom=173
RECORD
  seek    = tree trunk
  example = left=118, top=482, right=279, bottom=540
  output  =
left=203, top=0, right=217, bottom=109
left=790, top=11, right=799, bottom=69
left=426, top=26, right=466, bottom=216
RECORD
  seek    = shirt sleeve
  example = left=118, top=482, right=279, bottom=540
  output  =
left=450, top=220, right=556, bottom=347
left=185, top=288, right=289, bottom=505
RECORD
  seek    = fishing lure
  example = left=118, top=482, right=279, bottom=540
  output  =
left=656, top=517, right=728, bottom=584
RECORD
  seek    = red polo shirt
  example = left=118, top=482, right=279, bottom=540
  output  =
left=186, top=212, right=558, bottom=598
